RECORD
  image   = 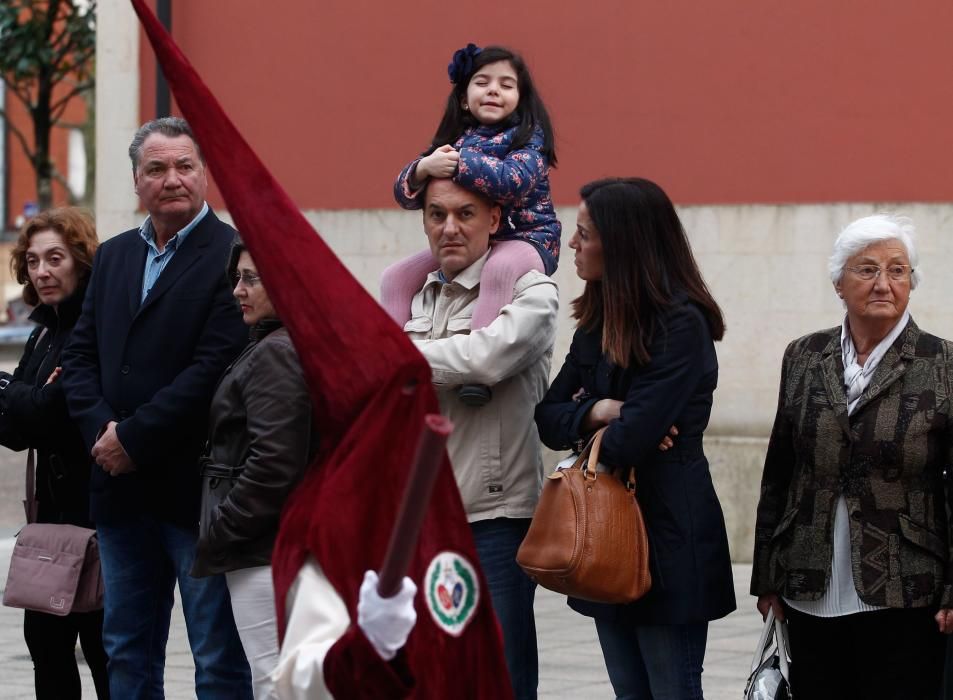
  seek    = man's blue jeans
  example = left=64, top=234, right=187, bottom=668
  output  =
left=97, top=516, right=252, bottom=700
left=471, top=517, right=538, bottom=700
left=594, top=617, right=708, bottom=700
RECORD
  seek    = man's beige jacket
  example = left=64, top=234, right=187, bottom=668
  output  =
left=405, top=251, right=558, bottom=522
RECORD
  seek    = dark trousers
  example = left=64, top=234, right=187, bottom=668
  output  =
left=471, top=517, right=538, bottom=700
left=785, top=605, right=944, bottom=700
left=943, top=635, right=953, bottom=699
left=97, top=517, right=251, bottom=700
left=594, top=619, right=708, bottom=700
left=24, top=608, right=109, bottom=700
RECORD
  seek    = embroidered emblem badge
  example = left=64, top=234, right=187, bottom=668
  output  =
left=424, top=551, right=479, bottom=636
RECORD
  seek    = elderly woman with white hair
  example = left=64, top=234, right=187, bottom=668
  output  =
left=751, top=214, right=953, bottom=699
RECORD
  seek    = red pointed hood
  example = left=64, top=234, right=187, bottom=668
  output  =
left=129, top=3, right=513, bottom=697
left=131, top=1, right=427, bottom=439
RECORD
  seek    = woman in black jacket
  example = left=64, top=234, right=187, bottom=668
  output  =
left=0, top=208, right=106, bottom=699
left=192, top=239, right=318, bottom=699
left=535, top=178, right=735, bottom=700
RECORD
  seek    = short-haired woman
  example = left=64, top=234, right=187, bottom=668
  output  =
left=751, top=214, right=953, bottom=699
left=0, top=207, right=107, bottom=699
left=535, top=177, right=735, bottom=699
left=191, top=239, right=318, bottom=699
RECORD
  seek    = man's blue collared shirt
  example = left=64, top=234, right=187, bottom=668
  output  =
left=138, top=202, right=209, bottom=303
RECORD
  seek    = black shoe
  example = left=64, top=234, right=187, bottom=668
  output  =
left=458, top=383, right=492, bottom=407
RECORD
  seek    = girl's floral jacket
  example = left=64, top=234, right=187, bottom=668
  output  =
left=394, top=121, right=561, bottom=275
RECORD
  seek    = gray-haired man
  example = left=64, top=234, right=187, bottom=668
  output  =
left=63, top=117, right=252, bottom=698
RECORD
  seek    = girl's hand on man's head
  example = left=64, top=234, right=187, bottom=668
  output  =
left=419, top=144, right=460, bottom=180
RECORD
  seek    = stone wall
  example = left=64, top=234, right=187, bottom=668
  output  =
left=279, top=202, right=953, bottom=561
left=90, top=198, right=953, bottom=562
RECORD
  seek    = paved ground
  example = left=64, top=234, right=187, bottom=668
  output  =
left=0, top=378, right=763, bottom=700
left=0, top=341, right=766, bottom=697
left=0, top=526, right=759, bottom=700
left=535, top=563, right=760, bottom=699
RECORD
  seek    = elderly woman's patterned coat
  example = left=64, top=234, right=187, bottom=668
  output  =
left=751, top=319, right=953, bottom=609
left=393, top=120, right=560, bottom=275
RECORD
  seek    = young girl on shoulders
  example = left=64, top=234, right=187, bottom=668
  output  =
left=383, top=44, right=560, bottom=405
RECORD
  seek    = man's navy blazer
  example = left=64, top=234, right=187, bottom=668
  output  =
left=62, top=210, right=247, bottom=526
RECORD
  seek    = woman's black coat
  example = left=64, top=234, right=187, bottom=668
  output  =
left=535, top=299, right=736, bottom=624
left=0, top=289, right=92, bottom=526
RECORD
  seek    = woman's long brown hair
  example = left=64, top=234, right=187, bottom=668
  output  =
left=572, top=178, right=724, bottom=368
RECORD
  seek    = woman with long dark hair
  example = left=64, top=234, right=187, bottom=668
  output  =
left=0, top=207, right=107, bottom=699
left=535, top=177, right=735, bottom=699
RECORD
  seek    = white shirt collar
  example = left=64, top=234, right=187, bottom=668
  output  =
left=423, top=249, right=491, bottom=292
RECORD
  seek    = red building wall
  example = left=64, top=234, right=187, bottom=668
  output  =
left=138, top=0, right=953, bottom=209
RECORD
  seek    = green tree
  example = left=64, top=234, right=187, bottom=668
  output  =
left=0, top=0, right=96, bottom=210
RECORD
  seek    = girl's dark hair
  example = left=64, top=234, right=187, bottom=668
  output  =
left=11, top=207, right=99, bottom=306
left=428, top=46, right=557, bottom=165
left=572, top=178, right=725, bottom=368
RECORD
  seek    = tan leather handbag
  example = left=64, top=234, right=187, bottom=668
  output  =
left=517, top=428, right=651, bottom=603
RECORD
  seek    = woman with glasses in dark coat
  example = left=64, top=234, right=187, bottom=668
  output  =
left=0, top=207, right=107, bottom=699
left=192, top=239, right=318, bottom=699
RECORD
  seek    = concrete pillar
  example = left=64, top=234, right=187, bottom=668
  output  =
left=95, top=0, right=140, bottom=239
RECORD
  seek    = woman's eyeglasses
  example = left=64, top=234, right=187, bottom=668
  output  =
left=844, top=264, right=913, bottom=282
left=231, top=271, right=261, bottom=287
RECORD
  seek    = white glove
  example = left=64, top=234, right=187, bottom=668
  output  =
left=357, top=569, right=417, bottom=661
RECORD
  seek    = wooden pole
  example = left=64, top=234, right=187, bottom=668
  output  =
left=377, top=414, right=453, bottom=597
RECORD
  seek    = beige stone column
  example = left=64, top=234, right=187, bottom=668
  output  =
left=95, top=0, right=140, bottom=239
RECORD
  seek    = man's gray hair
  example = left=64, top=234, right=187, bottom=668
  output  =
left=828, top=213, right=921, bottom=290
left=128, top=117, right=204, bottom=172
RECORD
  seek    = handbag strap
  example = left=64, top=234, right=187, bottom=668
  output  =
left=24, top=448, right=37, bottom=524
left=749, top=606, right=792, bottom=685
left=585, top=427, right=606, bottom=470
left=750, top=606, right=776, bottom=674
left=774, top=615, right=791, bottom=685
left=21, top=326, right=50, bottom=526
left=584, top=427, right=637, bottom=488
